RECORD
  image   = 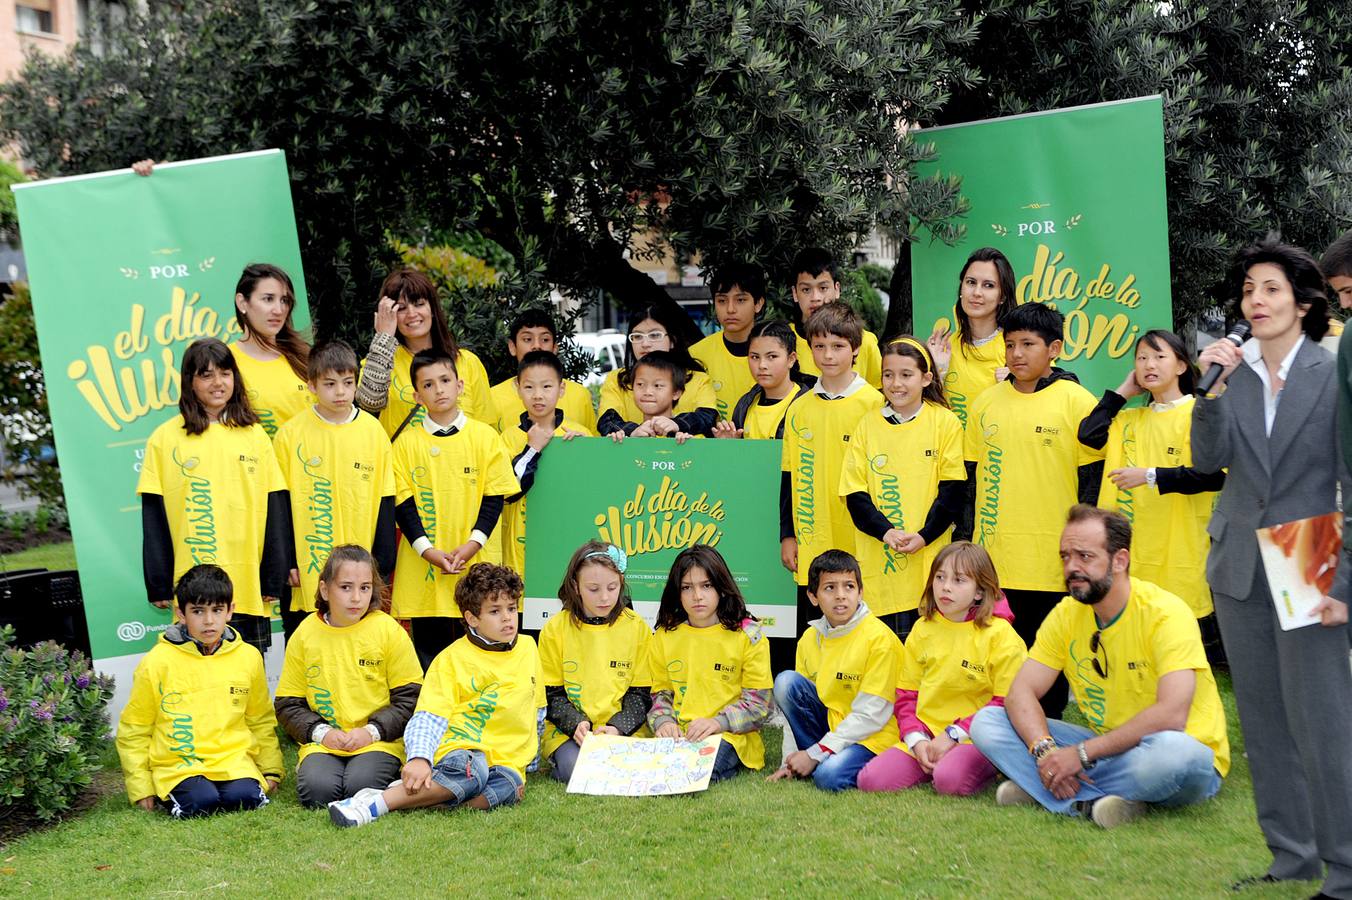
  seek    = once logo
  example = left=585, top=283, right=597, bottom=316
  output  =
left=117, top=621, right=147, bottom=642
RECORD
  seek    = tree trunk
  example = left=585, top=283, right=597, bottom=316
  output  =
left=885, top=241, right=913, bottom=338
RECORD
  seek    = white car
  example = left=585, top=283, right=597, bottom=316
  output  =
left=571, top=330, right=628, bottom=387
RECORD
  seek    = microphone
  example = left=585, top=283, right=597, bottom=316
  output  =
left=1197, top=321, right=1251, bottom=395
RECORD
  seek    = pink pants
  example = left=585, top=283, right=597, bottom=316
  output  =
left=857, top=743, right=996, bottom=795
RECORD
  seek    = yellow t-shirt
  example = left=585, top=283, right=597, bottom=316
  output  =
left=273, top=409, right=396, bottom=612
left=490, top=377, right=597, bottom=435
left=649, top=622, right=773, bottom=769
left=940, top=330, right=1005, bottom=428
left=115, top=632, right=282, bottom=801
left=741, top=390, right=802, bottom=441
left=1031, top=579, right=1229, bottom=777
left=794, top=325, right=883, bottom=388
left=539, top=608, right=653, bottom=757
left=598, top=368, right=718, bottom=427
left=838, top=403, right=966, bottom=615
left=964, top=379, right=1103, bottom=591
left=1097, top=398, right=1216, bottom=616
left=499, top=416, right=596, bottom=574
left=899, top=613, right=1026, bottom=742
left=274, top=610, right=423, bottom=765
left=690, top=332, right=756, bottom=421
left=229, top=343, right=312, bottom=438
left=136, top=416, right=286, bottom=617
left=781, top=384, right=884, bottom=585
left=418, top=635, right=546, bottom=778
left=794, top=614, right=902, bottom=755
left=390, top=420, right=519, bottom=618
left=373, top=344, right=494, bottom=439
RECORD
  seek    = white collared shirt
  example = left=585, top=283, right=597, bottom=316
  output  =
left=422, top=409, right=467, bottom=436
left=311, top=405, right=360, bottom=425
left=1148, top=393, right=1193, bottom=413
left=811, top=373, right=869, bottom=401
left=1242, top=335, right=1304, bottom=436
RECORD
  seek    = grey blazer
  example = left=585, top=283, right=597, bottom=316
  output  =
left=1191, top=337, right=1344, bottom=601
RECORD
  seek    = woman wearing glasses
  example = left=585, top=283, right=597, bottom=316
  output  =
left=1192, top=235, right=1352, bottom=898
left=596, top=305, right=718, bottom=437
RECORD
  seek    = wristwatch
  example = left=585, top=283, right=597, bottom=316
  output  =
left=944, top=725, right=964, bottom=742
left=1145, top=467, right=1157, bottom=488
left=1076, top=742, right=1096, bottom=770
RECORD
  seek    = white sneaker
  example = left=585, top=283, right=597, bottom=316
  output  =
left=1089, top=795, right=1146, bottom=828
left=328, top=788, right=384, bottom=828
left=995, top=779, right=1037, bottom=806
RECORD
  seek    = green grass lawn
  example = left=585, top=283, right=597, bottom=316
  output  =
left=0, top=674, right=1322, bottom=899
left=0, top=541, right=1319, bottom=896
left=1, top=539, right=77, bottom=573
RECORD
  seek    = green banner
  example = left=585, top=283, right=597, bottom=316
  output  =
left=522, top=438, right=797, bottom=637
left=912, top=96, right=1173, bottom=397
left=13, top=151, right=308, bottom=672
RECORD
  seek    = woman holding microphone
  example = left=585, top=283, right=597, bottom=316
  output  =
left=1192, top=234, right=1352, bottom=898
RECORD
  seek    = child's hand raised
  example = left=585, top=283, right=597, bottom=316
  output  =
left=447, top=540, right=483, bottom=573
left=421, top=547, right=456, bottom=575
left=402, top=758, right=433, bottom=794
left=683, top=718, right=722, bottom=741
left=927, top=326, right=952, bottom=374
left=655, top=722, right=682, bottom=739
left=711, top=420, right=743, bottom=439
left=526, top=421, right=555, bottom=452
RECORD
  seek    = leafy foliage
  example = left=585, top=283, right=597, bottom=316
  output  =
left=0, top=282, right=63, bottom=511
left=938, top=0, right=1352, bottom=325
left=0, top=625, right=114, bottom=822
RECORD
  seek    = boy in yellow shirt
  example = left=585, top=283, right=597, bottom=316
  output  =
left=779, top=302, right=884, bottom=670
left=489, top=309, right=597, bottom=433
left=116, top=565, right=283, bottom=818
left=788, top=247, right=882, bottom=387
left=500, top=351, right=595, bottom=573
left=769, top=550, right=902, bottom=791
left=274, top=340, right=397, bottom=639
left=690, top=262, right=766, bottom=419
left=962, top=301, right=1103, bottom=718
left=328, top=563, right=545, bottom=826
left=391, top=350, right=519, bottom=668
left=606, top=351, right=698, bottom=442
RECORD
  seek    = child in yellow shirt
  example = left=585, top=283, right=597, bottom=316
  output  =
left=787, top=247, right=882, bottom=387
left=327, top=563, right=544, bottom=825
left=690, top=262, right=766, bottom=419
left=598, top=305, right=717, bottom=437
left=713, top=321, right=811, bottom=440
left=648, top=545, right=773, bottom=782
left=390, top=350, right=519, bottom=667
left=605, top=351, right=698, bottom=443
left=540, top=541, right=653, bottom=783
left=489, top=309, right=597, bottom=433
left=116, top=565, right=283, bottom=817
left=857, top=542, right=1025, bottom=795
left=275, top=546, right=423, bottom=808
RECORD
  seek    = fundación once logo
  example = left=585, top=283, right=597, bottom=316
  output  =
left=117, top=621, right=171, bottom=642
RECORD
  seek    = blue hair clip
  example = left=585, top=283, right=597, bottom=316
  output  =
left=584, top=544, right=627, bottom=574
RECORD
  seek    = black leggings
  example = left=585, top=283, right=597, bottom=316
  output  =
left=410, top=617, right=466, bottom=671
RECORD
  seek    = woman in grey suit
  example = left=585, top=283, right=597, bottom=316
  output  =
left=1192, top=235, right=1352, bottom=899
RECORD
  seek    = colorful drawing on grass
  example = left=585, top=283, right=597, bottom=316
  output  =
left=565, top=734, right=723, bottom=796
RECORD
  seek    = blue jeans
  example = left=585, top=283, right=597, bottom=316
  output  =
left=969, top=707, right=1222, bottom=815
left=773, top=670, right=875, bottom=792
left=710, top=740, right=744, bottom=783
left=167, top=776, right=267, bottom=818
left=429, top=748, right=523, bottom=809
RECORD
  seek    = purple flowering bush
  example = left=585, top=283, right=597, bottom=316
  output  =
left=0, top=625, right=113, bottom=821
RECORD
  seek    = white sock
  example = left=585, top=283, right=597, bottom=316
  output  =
left=372, top=792, right=390, bottom=816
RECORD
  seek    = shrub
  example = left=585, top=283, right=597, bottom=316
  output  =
left=0, top=626, right=114, bottom=822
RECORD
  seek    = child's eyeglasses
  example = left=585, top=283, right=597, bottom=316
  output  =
left=629, top=330, right=668, bottom=344
left=1090, top=629, right=1108, bottom=679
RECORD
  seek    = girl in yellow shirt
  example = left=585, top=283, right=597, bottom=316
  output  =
left=842, top=338, right=966, bottom=639
left=648, top=545, right=773, bottom=782
left=228, top=263, right=312, bottom=437
left=1077, top=330, right=1224, bottom=624
left=926, top=247, right=1018, bottom=427
left=274, top=545, right=423, bottom=808
left=597, top=305, right=718, bottom=437
left=354, top=268, right=494, bottom=436
left=714, top=321, right=811, bottom=440
left=857, top=541, right=1025, bottom=795
left=137, top=338, right=289, bottom=658
left=540, top=542, right=653, bottom=783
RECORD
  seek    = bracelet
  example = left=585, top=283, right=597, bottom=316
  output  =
left=1029, top=736, right=1057, bottom=760
left=1076, top=742, right=1095, bottom=770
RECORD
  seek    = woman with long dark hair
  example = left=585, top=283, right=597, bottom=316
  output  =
left=228, top=263, right=312, bottom=437
left=926, top=247, right=1018, bottom=427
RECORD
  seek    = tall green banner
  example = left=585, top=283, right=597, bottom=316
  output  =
left=523, top=438, right=797, bottom=637
left=912, top=96, right=1173, bottom=397
left=13, top=151, right=308, bottom=704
